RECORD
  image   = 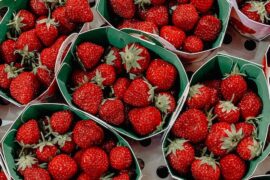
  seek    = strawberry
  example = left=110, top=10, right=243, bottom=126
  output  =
left=187, top=84, right=211, bottom=110
left=0, top=39, right=18, bottom=64
left=50, top=110, right=73, bottom=134
left=238, top=91, right=262, bottom=120
left=76, top=42, right=104, bottom=70
left=195, top=15, right=221, bottom=42
left=8, top=10, right=35, bottom=33
left=77, top=173, right=92, bottom=180
left=206, top=88, right=219, bottom=109
left=155, top=92, right=176, bottom=114
left=120, top=43, right=150, bottom=74
left=24, top=167, right=51, bottom=180
left=172, top=4, right=199, bottom=31
left=10, top=72, right=40, bottom=104
left=16, top=119, right=40, bottom=145
left=36, top=67, right=53, bottom=87
left=266, top=2, right=270, bottom=15
left=71, top=69, right=89, bottom=87
left=113, top=77, right=130, bottom=100
left=0, top=64, right=19, bottom=90
left=178, top=0, right=189, bottom=3
left=172, top=109, right=208, bottom=143
left=191, top=155, right=220, bottom=180
left=16, top=154, right=38, bottom=176
left=160, top=26, right=186, bottom=49
left=166, top=139, right=195, bottom=175
left=73, top=120, right=104, bottom=149
left=52, top=35, right=68, bottom=51
left=92, top=64, right=116, bottom=87
left=48, top=154, right=78, bottom=179
left=110, top=0, right=135, bottom=19
left=113, top=173, right=130, bottom=180
left=73, top=150, right=84, bottom=165
left=236, top=122, right=256, bottom=138
left=36, top=145, right=58, bottom=162
left=0, top=171, right=6, bottom=180
left=110, top=146, right=133, bottom=170
left=60, top=138, right=76, bottom=154
left=206, top=123, right=243, bottom=156
left=151, top=0, right=166, bottom=5
left=72, top=83, right=103, bottom=115
left=105, top=47, right=123, bottom=74
left=52, top=6, right=76, bottom=35
left=65, top=0, right=93, bottom=23
left=191, top=0, right=214, bottom=13
left=98, top=99, right=125, bottom=126
left=146, top=59, right=177, bottom=91
left=123, top=78, right=155, bottom=107
left=143, top=6, right=169, bottom=27
left=40, top=47, right=58, bottom=71
left=183, top=35, right=204, bottom=53
left=236, top=136, right=261, bottom=160
left=241, top=2, right=262, bottom=23
left=128, top=106, right=162, bottom=135
left=15, top=30, right=42, bottom=52
left=29, top=0, right=48, bottom=16
left=214, top=100, right=240, bottom=123
left=220, top=154, right=246, bottom=180
left=133, top=21, right=159, bottom=34
left=80, top=147, right=109, bottom=179
left=203, top=79, right=221, bottom=95
left=102, top=139, right=117, bottom=154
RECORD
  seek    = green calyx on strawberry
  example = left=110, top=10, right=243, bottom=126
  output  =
left=144, top=78, right=157, bottom=102
left=218, top=100, right=238, bottom=113
left=15, top=45, right=37, bottom=66
left=206, top=108, right=217, bottom=129
left=247, top=138, right=262, bottom=159
left=91, top=70, right=106, bottom=89
left=4, top=63, right=23, bottom=79
left=7, top=13, right=27, bottom=34
left=34, top=132, right=54, bottom=152
left=134, top=0, right=151, bottom=9
left=105, top=49, right=117, bottom=65
left=195, top=154, right=219, bottom=171
left=15, top=154, right=38, bottom=172
left=224, top=64, right=246, bottom=78
left=155, top=93, right=171, bottom=114
left=52, top=133, right=72, bottom=148
left=221, top=124, right=243, bottom=152
left=246, top=1, right=270, bottom=23
left=37, top=16, right=59, bottom=30
left=189, top=84, right=203, bottom=97
left=166, top=139, right=188, bottom=156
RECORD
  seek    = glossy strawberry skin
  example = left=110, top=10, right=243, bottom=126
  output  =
left=191, top=159, right=220, bottom=180
left=24, top=167, right=51, bottom=180
left=52, top=35, right=68, bottom=51
left=40, top=48, right=58, bottom=71
left=0, top=39, right=18, bottom=64
left=183, top=35, right=204, bottom=53
left=236, top=137, right=258, bottom=160
left=214, top=101, right=240, bottom=123
left=187, top=85, right=211, bottom=110
left=71, top=69, right=88, bottom=87
left=30, top=0, right=48, bottom=16
left=109, top=0, right=135, bottom=19
left=66, top=0, right=93, bottom=23
left=17, top=10, right=36, bottom=32
left=36, top=68, right=53, bottom=87
left=15, top=30, right=42, bottom=52
left=144, top=6, right=169, bottom=27
left=94, top=64, right=116, bottom=86
left=50, top=110, right=73, bottom=134
left=61, top=140, right=76, bottom=154
left=105, top=47, right=123, bottom=74
left=36, top=145, right=58, bottom=162
left=0, top=64, right=12, bottom=89
left=241, top=3, right=261, bottom=22
left=16, top=119, right=40, bottom=145
left=236, top=122, right=255, bottom=138
left=110, top=146, right=133, bottom=170
left=191, top=0, right=214, bottom=13
left=160, top=26, right=186, bottom=49
left=113, top=78, right=130, bottom=100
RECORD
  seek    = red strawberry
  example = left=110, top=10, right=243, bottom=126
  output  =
left=10, top=72, right=40, bottom=104
left=203, top=79, right=221, bottom=95
left=52, top=35, right=68, bottom=50
left=191, top=0, right=214, bottom=13
left=266, top=2, right=270, bottom=14
left=110, top=0, right=135, bottom=19
left=195, top=15, right=221, bottom=42
left=65, top=0, right=93, bottom=23
left=113, top=77, right=130, bottom=100
left=16, top=30, right=42, bottom=51
left=187, top=84, right=211, bottom=110
left=72, top=83, right=103, bottom=115
left=36, top=67, right=53, bottom=87
left=220, top=154, right=246, bottom=180
left=30, top=0, right=48, bottom=16
left=128, top=106, right=162, bottom=136
left=52, top=6, right=76, bottom=35
left=99, top=99, right=125, bottom=126
left=76, top=42, right=104, bottom=70
left=191, top=155, right=220, bottom=180
left=80, top=147, right=109, bottom=179
left=113, top=173, right=130, bottom=180
left=40, top=47, right=58, bottom=71
left=102, top=139, right=117, bottom=154
left=238, top=91, right=262, bottom=120
left=166, top=139, right=195, bottom=175
left=77, top=173, right=92, bottom=180
left=50, top=110, right=73, bottom=134
left=36, top=145, right=58, bottom=162
left=206, top=88, right=219, bottom=109
left=155, top=92, right=176, bottom=114
left=120, top=43, right=150, bottom=74
left=110, top=146, right=133, bottom=170
left=160, top=26, right=186, bottom=49
left=178, top=0, right=189, bottom=3
left=73, top=120, right=104, bottom=149
left=24, top=167, right=51, bottom=180
left=172, top=4, right=199, bottom=31
left=73, top=150, right=84, bottom=165
left=0, top=171, right=6, bottom=180
left=144, top=6, right=169, bottom=27
left=183, top=35, right=204, bottom=53
left=241, top=2, right=262, bottom=23
left=146, top=59, right=177, bottom=91
left=92, top=64, right=116, bottom=87
left=71, top=69, right=89, bottom=87
left=105, top=47, right=123, bottom=74
left=48, top=154, right=78, bottom=179
left=172, top=109, right=208, bottom=143
left=123, top=78, right=155, bottom=107
left=16, top=119, right=40, bottom=145
left=134, top=21, right=159, bottom=34
left=214, top=100, right=240, bottom=123
left=60, top=138, right=76, bottom=154
left=0, top=64, right=19, bottom=90
left=236, top=136, right=261, bottom=160
left=0, top=39, right=18, bottom=64
left=236, top=122, right=256, bottom=138
left=8, top=10, right=35, bottom=33
left=16, top=154, right=38, bottom=176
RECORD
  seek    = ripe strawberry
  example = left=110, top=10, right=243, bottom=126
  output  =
left=236, top=136, right=261, bottom=160
left=76, top=42, right=104, bottom=70
left=65, top=0, right=93, bottom=23
left=48, top=154, right=78, bottom=179
left=73, top=83, right=103, bottom=115
left=166, top=139, right=195, bottom=175
left=36, top=67, right=53, bottom=87
left=113, top=77, right=130, bottom=100
left=195, top=15, right=221, bottom=42
left=120, top=43, right=150, bottom=74
left=113, top=172, right=130, bottom=180
left=92, top=64, right=116, bottom=87
left=172, top=4, right=199, bottom=31
left=178, top=0, right=189, bottom=3
left=8, top=10, right=35, bottom=33
left=50, top=110, right=73, bottom=134
left=172, top=109, right=208, bottom=143
left=52, top=6, right=76, bottom=35
left=16, top=154, right=38, bottom=176
left=203, top=79, right=221, bottom=95
left=206, top=123, right=243, bottom=156
left=16, top=119, right=40, bottom=145
left=110, top=146, right=133, bottom=170
left=238, top=91, right=262, bottom=120
left=206, top=88, right=219, bottom=109
left=0, top=171, right=6, bottom=180
left=40, top=47, right=58, bottom=71
left=155, top=92, right=176, bottom=114
left=99, top=99, right=125, bottom=126
left=241, top=2, right=262, bottom=23
left=236, top=122, right=256, bottom=138
left=105, top=47, right=123, bottom=74
left=220, top=154, right=246, bottom=180
left=143, top=6, right=169, bottom=27
left=110, top=0, right=135, bottom=19
left=123, top=78, right=155, bottom=107
left=187, top=84, right=211, bottom=110
left=10, top=72, right=40, bottom=104
left=24, top=167, right=51, bottom=180
left=15, top=30, right=42, bottom=51
left=0, top=39, right=18, bottom=64
left=29, top=0, right=48, bottom=16
left=191, top=0, right=214, bottom=13
left=52, top=35, right=68, bottom=50
left=73, top=120, right=104, bottom=149
left=102, top=139, right=117, bottom=153
left=77, top=173, right=92, bottom=180
left=0, top=64, right=19, bottom=90
left=191, top=155, right=220, bottom=180
left=60, top=138, right=76, bottom=154
left=160, top=26, right=186, bottom=49
left=146, top=59, right=177, bottom=91
left=80, top=147, right=109, bottom=179
left=36, top=145, right=58, bottom=162
left=214, top=100, right=240, bottom=123
left=71, top=69, right=89, bottom=87
left=128, top=106, right=162, bottom=136
left=134, top=21, right=159, bottom=34
left=183, top=35, right=204, bottom=53
left=73, top=149, right=84, bottom=165
left=266, top=2, right=270, bottom=14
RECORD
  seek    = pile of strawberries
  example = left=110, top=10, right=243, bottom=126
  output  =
left=165, top=65, right=263, bottom=179
left=14, top=110, right=137, bottom=179
left=107, top=0, right=222, bottom=53
left=70, top=41, right=179, bottom=137
left=0, top=0, right=93, bottom=105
